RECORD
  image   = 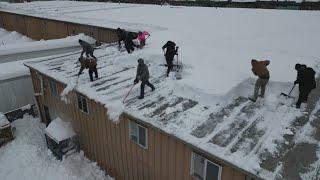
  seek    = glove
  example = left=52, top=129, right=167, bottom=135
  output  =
left=294, top=80, right=298, bottom=85
left=134, top=79, right=139, bottom=84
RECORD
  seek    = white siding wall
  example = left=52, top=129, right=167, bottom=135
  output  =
left=0, top=76, right=34, bottom=113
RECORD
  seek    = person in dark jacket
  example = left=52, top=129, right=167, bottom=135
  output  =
left=125, top=32, right=137, bottom=54
left=79, top=39, right=97, bottom=60
left=116, top=28, right=127, bottom=50
left=134, top=58, right=155, bottom=99
left=78, top=57, right=98, bottom=82
left=294, top=63, right=316, bottom=108
left=249, top=59, right=270, bottom=102
left=162, top=41, right=177, bottom=77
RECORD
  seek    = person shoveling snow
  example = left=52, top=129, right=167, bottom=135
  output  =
left=77, top=57, right=98, bottom=82
left=134, top=58, right=155, bottom=99
left=249, top=59, right=270, bottom=102
left=294, top=63, right=316, bottom=109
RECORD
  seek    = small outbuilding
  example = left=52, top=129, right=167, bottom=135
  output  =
left=0, top=112, right=14, bottom=147
left=45, top=117, right=79, bottom=160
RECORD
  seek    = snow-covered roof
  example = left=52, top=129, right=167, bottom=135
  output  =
left=25, top=44, right=320, bottom=179
left=17, top=1, right=320, bottom=179
left=45, top=117, right=76, bottom=143
left=0, top=112, right=10, bottom=129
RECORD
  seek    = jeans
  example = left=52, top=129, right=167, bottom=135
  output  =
left=253, top=77, right=269, bottom=100
left=89, top=67, right=98, bottom=81
left=296, top=88, right=312, bottom=108
left=140, top=80, right=155, bottom=97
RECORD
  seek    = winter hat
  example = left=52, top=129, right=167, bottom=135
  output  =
left=295, top=63, right=301, bottom=70
left=138, top=58, right=144, bottom=64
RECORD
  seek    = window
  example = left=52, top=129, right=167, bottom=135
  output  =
left=49, top=80, right=58, bottom=97
left=129, top=121, right=148, bottom=149
left=77, top=93, right=88, bottom=113
left=191, top=152, right=222, bottom=180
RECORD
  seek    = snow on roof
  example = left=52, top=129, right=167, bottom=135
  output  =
left=1, top=1, right=320, bottom=95
left=45, top=117, right=76, bottom=143
left=0, top=112, right=10, bottom=128
left=25, top=44, right=318, bottom=179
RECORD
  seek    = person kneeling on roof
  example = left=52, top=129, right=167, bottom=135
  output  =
left=78, top=57, right=98, bottom=82
left=134, top=58, right=155, bottom=99
left=294, top=63, right=316, bottom=109
left=125, top=32, right=138, bottom=54
left=137, top=31, right=150, bottom=49
left=79, top=39, right=97, bottom=60
left=249, top=59, right=270, bottom=102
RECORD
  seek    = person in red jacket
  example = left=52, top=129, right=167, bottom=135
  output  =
left=249, top=59, right=270, bottom=102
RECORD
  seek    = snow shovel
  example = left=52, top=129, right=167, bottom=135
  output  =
left=174, top=46, right=182, bottom=80
left=123, top=84, right=135, bottom=103
left=280, top=84, right=295, bottom=98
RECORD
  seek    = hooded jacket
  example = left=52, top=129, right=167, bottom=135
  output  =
left=295, top=64, right=316, bottom=90
left=138, top=31, right=150, bottom=42
left=251, top=59, right=270, bottom=79
left=136, top=59, right=150, bottom=82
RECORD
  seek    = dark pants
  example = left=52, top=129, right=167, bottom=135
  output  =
left=296, top=88, right=312, bottom=108
left=139, top=40, right=145, bottom=48
left=125, top=45, right=134, bottom=53
left=89, top=67, right=98, bottom=81
left=140, top=80, right=155, bottom=97
left=166, top=55, right=174, bottom=76
left=86, top=50, right=97, bottom=60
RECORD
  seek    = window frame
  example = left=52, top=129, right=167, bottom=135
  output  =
left=190, top=152, right=222, bottom=180
left=49, top=80, right=58, bottom=97
left=76, top=93, right=89, bottom=114
left=128, top=120, right=148, bottom=149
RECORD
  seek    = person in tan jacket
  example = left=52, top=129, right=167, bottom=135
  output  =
left=249, top=59, right=270, bottom=102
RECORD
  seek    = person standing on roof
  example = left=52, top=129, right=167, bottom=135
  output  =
left=134, top=58, right=155, bottom=99
left=294, top=63, right=316, bottom=109
left=125, top=32, right=137, bottom=54
left=116, top=28, right=127, bottom=50
left=162, top=40, right=178, bottom=77
left=137, top=31, right=150, bottom=48
left=78, top=57, right=98, bottom=82
left=79, top=39, right=97, bottom=60
left=249, top=59, right=270, bottom=102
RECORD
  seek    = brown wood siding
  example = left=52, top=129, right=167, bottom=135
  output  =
left=44, top=20, right=68, bottom=39
left=28, top=71, right=248, bottom=180
left=25, top=16, right=45, bottom=40
left=0, top=12, right=4, bottom=28
left=0, top=11, right=120, bottom=43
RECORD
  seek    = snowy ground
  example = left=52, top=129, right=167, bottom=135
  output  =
left=0, top=28, right=33, bottom=46
left=1, top=1, right=320, bottom=95
left=0, top=115, right=113, bottom=180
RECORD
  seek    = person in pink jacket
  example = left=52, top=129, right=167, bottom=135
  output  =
left=137, top=31, right=150, bottom=48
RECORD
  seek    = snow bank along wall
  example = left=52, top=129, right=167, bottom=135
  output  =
left=0, top=10, right=119, bottom=42
left=28, top=69, right=259, bottom=180
left=105, top=0, right=320, bottom=10
left=0, top=76, right=34, bottom=113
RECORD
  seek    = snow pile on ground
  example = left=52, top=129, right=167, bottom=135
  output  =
left=0, top=112, right=9, bottom=127
left=0, top=33, right=94, bottom=56
left=2, top=1, right=320, bottom=95
left=0, top=115, right=113, bottom=180
left=0, top=28, right=33, bottom=46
